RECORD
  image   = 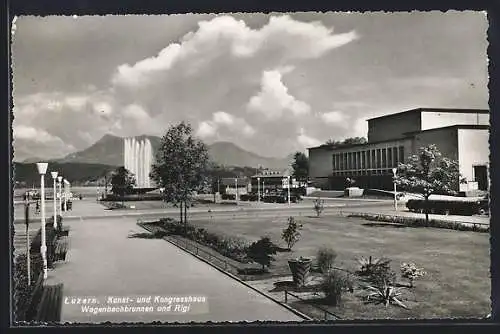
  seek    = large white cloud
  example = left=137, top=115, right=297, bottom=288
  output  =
left=112, top=15, right=358, bottom=88
left=196, top=111, right=255, bottom=139
left=320, top=111, right=346, bottom=125
left=18, top=14, right=486, bottom=160
left=297, top=128, right=322, bottom=149
left=247, top=69, right=311, bottom=119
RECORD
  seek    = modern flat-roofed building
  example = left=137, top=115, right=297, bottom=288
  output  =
left=308, top=108, right=489, bottom=192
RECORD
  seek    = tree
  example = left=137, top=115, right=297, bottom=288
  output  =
left=291, top=152, right=309, bottom=186
left=110, top=167, right=135, bottom=196
left=281, top=216, right=303, bottom=250
left=394, top=144, right=465, bottom=223
left=150, top=122, right=210, bottom=226
left=325, top=137, right=367, bottom=147
left=247, top=237, right=277, bottom=270
left=313, top=198, right=325, bottom=217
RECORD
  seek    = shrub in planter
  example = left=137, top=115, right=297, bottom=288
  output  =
left=316, top=247, right=337, bottom=273
left=288, top=257, right=313, bottom=287
left=320, top=269, right=353, bottom=306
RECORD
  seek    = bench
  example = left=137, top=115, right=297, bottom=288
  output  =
left=47, top=234, right=59, bottom=268
left=54, top=237, right=69, bottom=262
left=34, top=283, right=64, bottom=323
left=24, top=273, right=45, bottom=321
left=59, top=226, right=70, bottom=237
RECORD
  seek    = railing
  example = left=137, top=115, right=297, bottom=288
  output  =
left=283, top=289, right=342, bottom=321
left=168, top=234, right=242, bottom=274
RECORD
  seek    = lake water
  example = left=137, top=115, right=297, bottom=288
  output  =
left=13, top=186, right=102, bottom=199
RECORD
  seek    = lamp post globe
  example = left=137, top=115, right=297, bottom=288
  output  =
left=36, top=162, right=49, bottom=279
left=51, top=171, right=59, bottom=229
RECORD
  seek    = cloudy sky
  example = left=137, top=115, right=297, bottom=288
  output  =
left=11, top=11, right=488, bottom=161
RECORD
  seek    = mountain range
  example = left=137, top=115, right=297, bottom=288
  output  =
left=21, top=134, right=294, bottom=170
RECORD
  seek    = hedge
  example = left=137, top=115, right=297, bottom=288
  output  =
left=13, top=252, right=43, bottom=322
left=345, top=212, right=489, bottom=233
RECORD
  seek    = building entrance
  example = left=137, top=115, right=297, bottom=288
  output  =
left=473, top=165, right=488, bottom=191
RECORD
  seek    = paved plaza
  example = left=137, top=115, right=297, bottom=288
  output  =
left=45, top=216, right=304, bottom=323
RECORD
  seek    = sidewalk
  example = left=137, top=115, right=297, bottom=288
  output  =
left=46, top=216, right=304, bottom=323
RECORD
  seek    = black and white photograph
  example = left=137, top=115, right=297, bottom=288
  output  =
left=10, top=11, right=491, bottom=324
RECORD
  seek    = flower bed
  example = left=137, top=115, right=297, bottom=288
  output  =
left=154, top=218, right=251, bottom=264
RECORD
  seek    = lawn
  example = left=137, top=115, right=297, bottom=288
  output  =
left=181, top=214, right=490, bottom=319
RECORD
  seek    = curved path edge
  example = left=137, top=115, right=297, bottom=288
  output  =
left=137, top=224, right=313, bottom=322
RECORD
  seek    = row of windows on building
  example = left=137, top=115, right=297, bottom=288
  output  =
left=332, top=146, right=405, bottom=177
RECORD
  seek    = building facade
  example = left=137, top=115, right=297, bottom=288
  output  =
left=308, top=108, right=489, bottom=192
left=250, top=170, right=298, bottom=194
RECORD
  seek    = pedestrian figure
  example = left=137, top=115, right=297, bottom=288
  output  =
left=35, top=200, right=40, bottom=214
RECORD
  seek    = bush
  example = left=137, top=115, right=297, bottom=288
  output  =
left=356, top=256, right=396, bottom=286
left=316, top=247, right=337, bottom=273
left=47, top=215, right=63, bottom=232
left=13, top=252, right=43, bottom=321
left=281, top=217, right=302, bottom=250
left=400, top=262, right=426, bottom=288
left=103, top=201, right=127, bottom=210
left=320, top=270, right=353, bottom=306
left=247, top=237, right=277, bottom=270
left=30, top=224, right=58, bottom=267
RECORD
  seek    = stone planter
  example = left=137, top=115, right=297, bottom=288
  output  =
left=288, top=257, right=312, bottom=287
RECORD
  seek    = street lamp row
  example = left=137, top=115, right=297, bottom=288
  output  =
left=34, top=162, right=70, bottom=281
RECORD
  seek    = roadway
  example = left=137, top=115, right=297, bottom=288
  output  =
left=13, top=198, right=394, bottom=224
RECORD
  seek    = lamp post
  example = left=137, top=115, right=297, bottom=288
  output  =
left=64, top=179, right=69, bottom=211
left=57, top=176, right=63, bottom=217
left=392, top=167, right=398, bottom=211
left=36, top=162, right=48, bottom=280
left=287, top=175, right=291, bottom=206
left=257, top=177, right=261, bottom=203
left=24, top=191, right=31, bottom=286
left=234, top=178, right=238, bottom=203
left=51, top=171, right=58, bottom=229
